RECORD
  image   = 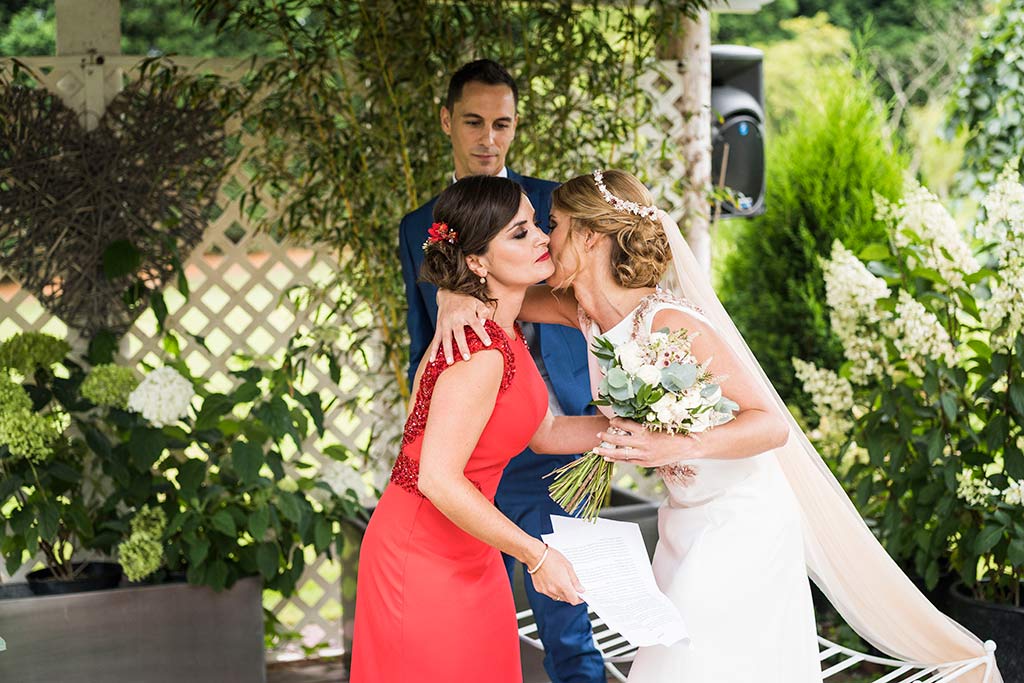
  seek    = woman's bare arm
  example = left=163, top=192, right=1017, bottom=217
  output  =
left=417, top=351, right=586, bottom=604
left=429, top=285, right=580, bottom=364
left=529, top=410, right=608, bottom=455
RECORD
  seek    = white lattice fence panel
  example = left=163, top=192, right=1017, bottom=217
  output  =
left=0, top=55, right=401, bottom=658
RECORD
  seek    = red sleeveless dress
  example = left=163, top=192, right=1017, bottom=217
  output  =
left=351, top=321, right=548, bottom=683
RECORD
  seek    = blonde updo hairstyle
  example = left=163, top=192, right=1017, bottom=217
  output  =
left=551, top=169, right=670, bottom=289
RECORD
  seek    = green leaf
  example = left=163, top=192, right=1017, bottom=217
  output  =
left=151, top=293, right=169, bottom=333
left=939, top=393, right=958, bottom=423
left=102, top=239, right=142, bottom=279
left=1010, top=383, right=1024, bottom=416
left=66, top=501, right=94, bottom=537
left=207, top=561, right=228, bottom=592
left=230, top=382, right=261, bottom=404
left=858, top=243, right=891, bottom=261
left=255, top=396, right=291, bottom=440
left=188, top=537, right=210, bottom=567
left=83, top=425, right=113, bottom=459
left=926, top=431, right=944, bottom=463
left=231, top=440, right=263, bottom=486
left=257, top=542, right=279, bottom=578
left=194, top=393, right=236, bottom=431
left=129, top=427, right=166, bottom=470
left=211, top=510, right=236, bottom=536
left=162, top=332, right=181, bottom=358
left=1008, top=539, right=1024, bottom=566
left=313, top=517, right=331, bottom=553
left=296, top=391, right=325, bottom=437
left=924, top=560, right=940, bottom=591
left=1004, top=443, right=1024, bottom=481
left=276, top=491, right=302, bottom=524
left=974, top=524, right=1004, bottom=555
left=177, top=458, right=206, bottom=496
left=249, top=507, right=270, bottom=540
left=87, top=330, right=118, bottom=365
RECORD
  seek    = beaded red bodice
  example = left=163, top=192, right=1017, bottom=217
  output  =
left=390, top=321, right=520, bottom=497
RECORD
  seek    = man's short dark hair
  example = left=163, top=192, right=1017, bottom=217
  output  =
left=444, top=59, right=519, bottom=111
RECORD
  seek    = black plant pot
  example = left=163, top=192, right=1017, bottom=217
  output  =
left=26, top=561, right=123, bottom=596
left=947, top=582, right=1024, bottom=681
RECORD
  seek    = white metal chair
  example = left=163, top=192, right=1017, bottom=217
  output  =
left=516, top=607, right=997, bottom=683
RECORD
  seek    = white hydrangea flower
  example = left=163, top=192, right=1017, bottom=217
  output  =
left=956, top=470, right=999, bottom=506
left=821, top=242, right=892, bottom=384
left=878, top=178, right=978, bottom=290
left=792, top=358, right=854, bottom=414
left=980, top=255, right=1024, bottom=352
left=890, top=291, right=957, bottom=376
left=977, top=165, right=1024, bottom=263
left=1004, top=479, right=1024, bottom=507
left=792, top=358, right=856, bottom=452
left=127, top=366, right=195, bottom=428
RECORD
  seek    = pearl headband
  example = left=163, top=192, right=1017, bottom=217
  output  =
left=592, top=169, right=659, bottom=219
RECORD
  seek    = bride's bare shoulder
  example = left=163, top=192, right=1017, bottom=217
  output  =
left=650, top=303, right=713, bottom=338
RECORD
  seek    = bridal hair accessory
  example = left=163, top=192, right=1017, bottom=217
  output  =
left=422, top=222, right=459, bottom=251
left=592, top=169, right=659, bottom=219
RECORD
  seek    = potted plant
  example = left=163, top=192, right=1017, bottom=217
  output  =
left=793, top=165, right=1024, bottom=677
left=0, top=329, right=367, bottom=679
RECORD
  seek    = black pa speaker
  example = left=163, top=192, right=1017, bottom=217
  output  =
left=711, top=44, right=765, bottom=218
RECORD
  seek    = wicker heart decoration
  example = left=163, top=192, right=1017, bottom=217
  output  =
left=0, top=79, right=228, bottom=339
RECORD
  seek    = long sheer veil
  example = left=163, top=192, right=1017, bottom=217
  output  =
left=656, top=211, right=1001, bottom=683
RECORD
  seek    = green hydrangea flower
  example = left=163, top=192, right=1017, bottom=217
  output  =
left=117, top=535, right=164, bottom=582
left=0, top=408, right=62, bottom=462
left=0, top=332, right=70, bottom=376
left=81, top=364, right=139, bottom=409
left=0, top=374, right=31, bottom=413
left=130, top=505, right=167, bottom=539
left=117, top=505, right=168, bottom=582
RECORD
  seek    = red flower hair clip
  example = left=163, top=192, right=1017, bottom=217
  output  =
left=422, top=222, right=459, bottom=251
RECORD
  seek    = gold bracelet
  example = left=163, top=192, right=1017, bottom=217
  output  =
left=526, top=543, right=550, bottom=575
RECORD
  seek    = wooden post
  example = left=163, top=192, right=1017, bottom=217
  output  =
left=659, top=11, right=713, bottom=274
left=54, top=0, right=122, bottom=130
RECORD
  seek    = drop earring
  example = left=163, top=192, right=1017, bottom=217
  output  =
left=479, top=275, right=486, bottom=284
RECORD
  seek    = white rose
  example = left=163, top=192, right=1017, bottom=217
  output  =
left=651, top=394, right=678, bottom=425
left=676, top=388, right=702, bottom=410
left=635, top=365, right=662, bottom=387
left=127, top=366, right=194, bottom=428
left=616, top=340, right=646, bottom=375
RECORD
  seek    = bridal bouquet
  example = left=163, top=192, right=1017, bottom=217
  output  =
left=546, top=328, right=739, bottom=520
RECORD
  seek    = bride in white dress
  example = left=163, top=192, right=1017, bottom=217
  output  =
left=431, top=169, right=1002, bottom=683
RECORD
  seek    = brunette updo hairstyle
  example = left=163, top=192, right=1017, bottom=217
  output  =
left=419, top=175, right=525, bottom=303
left=551, top=169, right=670, bottom=288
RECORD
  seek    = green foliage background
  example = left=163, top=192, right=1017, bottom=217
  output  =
left=717, top=64, right=906, bottom=409
left=950, top=0, right=1024, bottom=198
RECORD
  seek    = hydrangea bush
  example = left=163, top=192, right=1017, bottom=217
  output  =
left=794, top=165, right=1024, bottom=605
left=0, top=332, right=366, bottom=597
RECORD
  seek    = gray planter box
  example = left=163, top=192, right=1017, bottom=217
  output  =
left=0, top=575, right=266, bottom=683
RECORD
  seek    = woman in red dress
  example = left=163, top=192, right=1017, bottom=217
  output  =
left=350, top=176, right=607, bottom=683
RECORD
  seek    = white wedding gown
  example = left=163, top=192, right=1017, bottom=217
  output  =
left=591, top=297, right=822, bottom=683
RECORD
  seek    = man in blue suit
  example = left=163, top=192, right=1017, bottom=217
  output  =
left=398, top=59, right=605, bottom=683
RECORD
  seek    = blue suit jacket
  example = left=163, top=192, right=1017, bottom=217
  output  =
left=399, top=170, right=592, bottom=495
